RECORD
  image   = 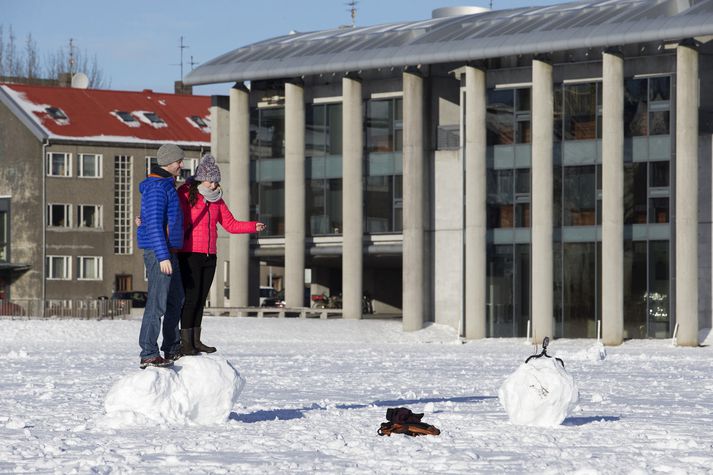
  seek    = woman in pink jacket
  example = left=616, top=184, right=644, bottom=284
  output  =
left=177, top=154, right=265, bottom=356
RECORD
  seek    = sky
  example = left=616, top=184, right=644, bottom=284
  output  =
left=4, top=0, right=570, bottom=97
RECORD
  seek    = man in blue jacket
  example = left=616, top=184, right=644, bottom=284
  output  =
left=136, top=144, right=185, bottom=368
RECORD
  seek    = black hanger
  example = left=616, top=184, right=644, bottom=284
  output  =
left=525, top=337, right=565, bottom=368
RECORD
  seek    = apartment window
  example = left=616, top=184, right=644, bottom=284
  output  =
left=114, top=111, right=139, bottom=126
left=47, top=152, right=71, bottom=177
left=0, top=199, right=8, bottom=262
left=114, top=156, right=133, bottom=254
left=179, top=158, right=199, bottom=181
left=189, top=115, right=209, bottom=128
left=47, top=204, right=71, bottom=227
left=145, top=156, right=158, bottom=176
left=77, top=256, right=102, bottom=280
left=78, top=205, right=102, bottom=228
left=78, top=154, right=102, bottom=178
left=46, top=255, right=71, bottom=280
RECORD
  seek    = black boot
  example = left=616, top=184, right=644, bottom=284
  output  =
left=193, top=327, right=217, bottom=353
left=180, top=328, right=199, bottom=356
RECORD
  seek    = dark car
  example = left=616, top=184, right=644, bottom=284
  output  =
left=111, top=291, right=148, bottom=308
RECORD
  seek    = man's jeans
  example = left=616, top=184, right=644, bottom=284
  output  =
left=139, top=250, right=184, bottom=359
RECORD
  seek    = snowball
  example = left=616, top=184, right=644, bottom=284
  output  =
left=100, top=355, right=245, bottom=427
left=498, top=357, right=579, bottom=427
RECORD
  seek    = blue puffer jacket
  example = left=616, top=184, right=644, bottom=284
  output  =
left=137, top=173, right=183, bottom=262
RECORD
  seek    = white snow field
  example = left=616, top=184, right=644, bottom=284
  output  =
left=1, top=317, right=712, bottom=474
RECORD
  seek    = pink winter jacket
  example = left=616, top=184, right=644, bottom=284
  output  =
left=178, top=183, right=258, bottom=254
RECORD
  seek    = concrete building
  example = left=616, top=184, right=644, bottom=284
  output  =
left=185, top=0, right=713, bottom=345
left=0, top=83, right=211, bottom=303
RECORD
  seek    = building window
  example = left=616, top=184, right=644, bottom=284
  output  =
left=250, top=106, right=286, bottom=236
left=78, top=154, right=102, bottom=178
left=140, top=112, right=167, bottom=128
left=46, top=255, right=71, bottom=280
left=47, top=152, right=71, bottom=177
left=624, top=76, right=671, bottom=137
left=365, top=97, right=403, bottom=233
left=47, top=204, right=71, bottom=227
left=624, top=161, right=669, bottom=224
left=78, top=205, right=102, bottom=228
left=179, top=158, right=199, bottom=181
left=114, top=156, right=133, bottom=254
left=306, top=102, right=343, bottom=236
left=145, top=156, right=158, bottom=176
left=0, top=199, right=8, bottom=262
left=113, top=110, right=139, bottom=127
left=77, top=256, right=102, bottom=280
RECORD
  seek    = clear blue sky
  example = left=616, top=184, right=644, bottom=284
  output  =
left=4, top=0, right=569, bottom=96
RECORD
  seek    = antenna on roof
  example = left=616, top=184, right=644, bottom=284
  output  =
left=176, top=36, right=189, bottom=79
left=347, top=0, right=358, bottom=27
left=189, top=55, right=199, bottom=71
left=68, top=38, right=76, bottom=74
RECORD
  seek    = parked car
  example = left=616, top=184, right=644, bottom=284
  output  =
left=259, top=286, right=277, bottom=307
left=111, top=291, right=148, bottom=308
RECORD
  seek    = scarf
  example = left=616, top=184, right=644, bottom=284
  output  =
left=198, top=184, right=223, bottom=203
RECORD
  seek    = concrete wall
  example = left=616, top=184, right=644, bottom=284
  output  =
left=0, top=101, right=43, bottom=299
left=699, top=135, right=712, bottom=332
left=432, top=149, right=463, bottom=329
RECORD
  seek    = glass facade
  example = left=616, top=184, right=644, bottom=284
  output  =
left=306, top=103, right=343, bottom=235
left=250, top=107, right=286, bottom=236
left=486, top=87, right=532, bottom=336
left=365, top=98, right=403, bottom=233
left=550, top=77, right=672, bottom=338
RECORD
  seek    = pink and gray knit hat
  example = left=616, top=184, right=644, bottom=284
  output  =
left=194, top=154, right=221, bottom=183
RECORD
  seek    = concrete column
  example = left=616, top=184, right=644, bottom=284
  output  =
left=228, top=84, right=251, bottom=307
left=531, top=59, right=554, bottom=342
left=402, top=70, right=425, bottom=331
left=209, top=95, right=230, bottom=307
left=285, top=80, right=306, bottom=308
left=342, top=76, right=363, bottom=319
left=464, top=66, right=487, bottom=339
left=601, top=52, right=624, bottom=345
left=676, top=43, right=699, bottom=346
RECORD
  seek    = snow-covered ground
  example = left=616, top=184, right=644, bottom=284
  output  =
left=1, top=316, right=712, bottom=474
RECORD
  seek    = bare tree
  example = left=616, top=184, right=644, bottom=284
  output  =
left=45, top=43, right=110, bottom=89
left=24, top=33, right=39, bottom=80
left=0, top=25, right=110, bottom=88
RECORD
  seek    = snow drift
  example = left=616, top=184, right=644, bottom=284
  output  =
left=498, top=357, right=579, bottom=427
left=100, top=355, right=245, bottom=427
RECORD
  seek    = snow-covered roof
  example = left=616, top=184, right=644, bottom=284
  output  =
left=185, top=0, right=713, bottom=85
left=0, top=83, right=211, bottom=146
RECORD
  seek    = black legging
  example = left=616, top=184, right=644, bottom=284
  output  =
left=178, top=252, right=217, bottom=329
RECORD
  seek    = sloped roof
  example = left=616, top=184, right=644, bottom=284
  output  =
left=0, top=83, right=211, bottom=146
left=185, top=0, right=713, bottom=85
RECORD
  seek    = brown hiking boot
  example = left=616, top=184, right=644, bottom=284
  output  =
left=139, top=355, right=173, bottom=369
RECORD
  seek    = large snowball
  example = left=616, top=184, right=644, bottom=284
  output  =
left=498, top=357, right=579, bottom=427
left=100, top=355, right=245, bottom=427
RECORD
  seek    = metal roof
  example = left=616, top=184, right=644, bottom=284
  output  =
left=185, top=0, right=713, bottom=85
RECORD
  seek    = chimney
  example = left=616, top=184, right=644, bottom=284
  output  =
left=174, top=80, right=193, bottom=95
left=58, top=72, right=72, bottom=88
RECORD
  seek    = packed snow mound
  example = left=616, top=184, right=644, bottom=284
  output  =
left=555, top=342, right=607, bottom=362
left=498, top=357, right=579, bottom=427
left=99, top=355, right=245, bottom=427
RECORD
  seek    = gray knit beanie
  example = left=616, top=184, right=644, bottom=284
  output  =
left=156, top=143, right=185, bottom=166
left=194, top=154, right=221, bottom=182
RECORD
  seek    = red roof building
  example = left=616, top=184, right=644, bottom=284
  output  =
left=0, top=83, right=213, bottom=305
left=0, top=84, right=211, bottom=145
